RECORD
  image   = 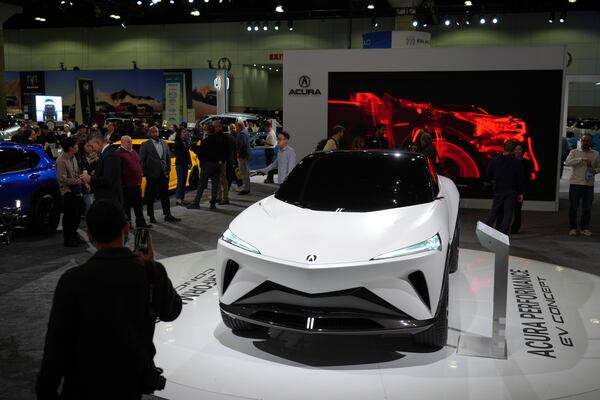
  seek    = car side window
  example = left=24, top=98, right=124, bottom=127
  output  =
left=0, top=148, right=30, bottom=174
left=25, top=150, right=41, bottom=168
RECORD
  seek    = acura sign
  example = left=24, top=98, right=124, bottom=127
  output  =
left=289, top=75, right=321, bottom=95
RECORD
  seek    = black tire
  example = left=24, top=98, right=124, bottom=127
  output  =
left=189, top=166, right=200, bottom=190
left=30, top=192, right=61, bottom=234
left=449, top=222, right=460, bottom=274
left=413, top=273, right=448, bottom=349
left=221, top=309, right=258, bottom=331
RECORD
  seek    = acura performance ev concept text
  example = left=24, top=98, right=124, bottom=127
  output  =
left=216, top=150, right=460, bottom=348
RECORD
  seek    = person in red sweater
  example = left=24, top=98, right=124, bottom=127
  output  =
left=117, top=135, right=152, bottom=229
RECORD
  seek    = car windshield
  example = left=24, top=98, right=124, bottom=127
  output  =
left=275, top=152, right=435, bottom=212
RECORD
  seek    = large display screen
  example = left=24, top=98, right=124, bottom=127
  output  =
left=35, top=95, right=63, bottom=122
left=328, top=70, right=563, bottom=201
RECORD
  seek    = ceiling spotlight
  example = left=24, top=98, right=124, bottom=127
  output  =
left=121, top=21, right=127, bottom=29
left=189, top=0, right=194, bottom=2
left=479, top=15, right=486, bottom=24
left=246, top=22, right=252, bottom=31
left=169, top=0, right=174, bottom=3
left=444, top=18, right=451, bottom=26
left=465, top=14, right=472, bottom=25
left=456, top=17, right=463, bottom=26
left=269, top=67, right=272, bottom=70
left=372, top=17, right=378, bottom=27
left=464, top=0, right=473, bottom=5
left=254, top=22, right=259, bottom=31
left=137, top=0, right=142, bottom=4
left=253, top=64, right=257, bottom=66
left=492, top=15, right=498, bottom=24
left=261, top=65, right=265, bottom=69
left=275, top=4, right=284, bottom=13
left=151, top=0, right=161, bottom=3
left=109, top=14, right=121, bottom=19
left=275, top=21, right=280, bottom=30
left=568, top=0, right=576, bottom=3
left=423, top=23, right=428, bottom=27
left=190, top=9, right=200, bottom=16
left=288, top=20, right=294, bottom=31
left=204, top=0, right=209, bottom=3
left=412, top=17, right=418, bottom=27
left=34, top=17, right=46, bottom=22
left=263, top=21, right=268, bottom=31
left=559, top=11, right=566, bottom=23
left=367, top=2, right=375, bottom=10
left=549, top=11, right=555, bottom=23
left=275, top=69, right=279, bottom=72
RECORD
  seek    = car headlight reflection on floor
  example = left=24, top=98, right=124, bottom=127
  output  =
left=222, top=229, right=261, bottom=254
left=371, top=234, right=442, bottom=260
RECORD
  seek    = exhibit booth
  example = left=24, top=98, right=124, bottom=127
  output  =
left=282, top=46, right=567, bottom=211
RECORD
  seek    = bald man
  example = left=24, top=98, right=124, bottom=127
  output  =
left=117, top=136, right=151, bottom=228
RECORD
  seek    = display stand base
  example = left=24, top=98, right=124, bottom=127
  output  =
left=457, top=334, right=507, bottom=359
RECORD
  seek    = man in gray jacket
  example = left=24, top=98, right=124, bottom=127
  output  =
left=140, top=127, right=180, bottom=223
left=565, top=133, right=600, bottom=236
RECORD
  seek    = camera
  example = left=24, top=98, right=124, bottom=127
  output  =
left=142, top=366, right=166, bottom=393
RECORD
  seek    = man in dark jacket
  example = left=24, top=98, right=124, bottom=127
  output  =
left=81, top=132, right=123, bottom=204
left=485, top=140, right=525, bottom=234
left=139, top=127, right=180, bottom=223
left=36, top=200, right=182, bottom=400
left=365, top=123, right=389, bottom=149
left=118, top=135, right=151, bottom=229
left=188, top=123, right=225, bottom=210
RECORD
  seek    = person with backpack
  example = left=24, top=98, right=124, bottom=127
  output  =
left=322, top=125, right=345, bottom=151
left=235, top=121, right=252, bottom=195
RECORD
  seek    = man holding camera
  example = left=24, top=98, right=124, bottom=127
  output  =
left=36, top=200, right=182, bottom=399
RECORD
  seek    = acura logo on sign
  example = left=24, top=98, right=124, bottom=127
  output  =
left=289, top=75, right=321, bottom=96
left=299, top=75, right=311, bottom=88
left=306, top=254, right=318, bottom=262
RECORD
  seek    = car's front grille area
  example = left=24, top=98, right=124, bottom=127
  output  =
left=252, top=309, right=385, bottom=331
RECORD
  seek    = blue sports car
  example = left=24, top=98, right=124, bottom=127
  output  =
left=0, top=142, right=61, bottom=233
left=249, top=133, right=279, bottom=171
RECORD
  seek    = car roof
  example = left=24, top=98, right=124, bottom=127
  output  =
left=203, top=113, right=263, bottom=119
left=310, top=149, right=427, bottom=160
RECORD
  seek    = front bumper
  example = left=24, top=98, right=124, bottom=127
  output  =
left=217, top=239, right=447, bottom=334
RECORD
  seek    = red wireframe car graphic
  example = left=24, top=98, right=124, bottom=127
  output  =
left=329, top=93, right=539, bottom=180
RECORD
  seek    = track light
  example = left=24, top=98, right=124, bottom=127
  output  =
left=275, top=21, right=280, bottom=30
left=492, top=15, right=498, bottom=24
left=412, top=17, right=418, bottom=27
left=548, top=11, right=555, bottom=23
left=188, top=0, right=194, bottom=2
left=169, top=0, right=174, bottom=3
left=137, top=0, right=142, bottom=4
left=34, top=16, right=46, bottom=22
left=465, top=14, right=472, bottom=25
left=190, top=9, right=200, bottom=16
left=479, top=15, right=486, bottom=24
left=275, top=4, right=284, bottom=13
left=464, top=0, right=473, bottom=5
left=246, top=22, right=252, bottom=31
left=444, top=18, right=451, bottom=26
left=559, top=11, right=566, bottom=23
left=372, top=17, right=378, bottom=28
left=367, top=2, right=375, bottom=10
left=121, top=21, right=127, bottom=29
left=109, top=14, right=121, bottom=19
left=254, top=22, right=259, bottom=31
left=568, top=0, right=576, bottom=3
left=456, top=17, right=463, bottom=26
left=263, top=21, right=268, bottom=31
left=288, top=20, right=294, bottom=31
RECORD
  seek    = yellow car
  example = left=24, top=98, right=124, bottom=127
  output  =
left=113, top=139, right=201, bottom=196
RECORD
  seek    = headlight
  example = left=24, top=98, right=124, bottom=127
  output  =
left=221, top=229, right=260, bottom=254
left=371, top=234, right=442, bottom=260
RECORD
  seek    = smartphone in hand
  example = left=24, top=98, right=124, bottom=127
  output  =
left=134, top=227, right=150, bottom=254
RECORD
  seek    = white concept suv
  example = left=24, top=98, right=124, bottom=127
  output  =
left=216, top=150, right=460, bottom=348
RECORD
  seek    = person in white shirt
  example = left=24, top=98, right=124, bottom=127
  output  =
left=263, top=121, right=277, bottom=183
left=564, top=133, right=600, bottom=236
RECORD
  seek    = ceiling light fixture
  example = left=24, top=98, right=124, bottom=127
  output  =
left=456, top=17, right=463, bottom=26
left=275, top=21, right=280, bottom=30
left=464, top=0, right=473, bottom=5
left=412, top=17, right=418, bottom=27
left=479, top=15, right=486, bottom=24
left=367, top=2, right=375, bottom=10
left=372, top=17, right=378, bottom=28
left=568, top=0, right=577, bottom=3
left=34, top=16, right=46, bottom=22
left=263, top=21, right=268, bottom=31
left=275, top=4, right=284, bottom=13
left=109, top=14, right=121, bottom=19
left=548, top=11, right=555, bottom=23
left=254, top=22, right=259, bottom=31
left=246, top=22, right=252, bottom=31
left=559, top=11, right=566, bottom=23
left=465, top=14, right=472, bottom=25
left=121, top=21, right=127, bottom=29
left=492, top=15, right=498, bottom=24
left=444, top=18, right=451, bottom=26
left=288, top=20, right=294, bottom=31
left=191, top=9, right=200, bottom=16
left=137, top=0, right=142, bottom=4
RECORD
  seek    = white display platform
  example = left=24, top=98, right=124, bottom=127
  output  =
left=153, top=249, right=600, bottom=400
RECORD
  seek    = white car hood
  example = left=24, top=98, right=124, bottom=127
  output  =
left=228, top=196, right=444, bottom=265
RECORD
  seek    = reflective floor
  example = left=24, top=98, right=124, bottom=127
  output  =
left=153, top=249, right=600, bottom=400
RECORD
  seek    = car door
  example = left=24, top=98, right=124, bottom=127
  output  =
left=0, top=147, right=37, bottom=213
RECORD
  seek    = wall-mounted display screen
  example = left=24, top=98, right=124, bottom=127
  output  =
left=328, top=70, right=563, bottom=201
left=35, top=95, right=63, bottom=122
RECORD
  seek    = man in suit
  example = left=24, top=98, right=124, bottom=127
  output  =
left=36, top=200, right=182, bottom=399
left=81, top=132, right=123, bottom=204
left=139, top=127, right=181, bottom=223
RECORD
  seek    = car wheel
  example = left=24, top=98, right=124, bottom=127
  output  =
left=221, top=309, right=259, bottom=331
left=189, top=167, right=200, bottom=189
left=30, top=193, right=61, bottom=234
left=413, top=272, right=448, bottom=349
left=449, top=222, right=460, bottom=274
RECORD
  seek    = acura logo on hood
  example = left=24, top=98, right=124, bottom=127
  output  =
left=306, top=254, right=318, bottom=262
